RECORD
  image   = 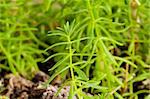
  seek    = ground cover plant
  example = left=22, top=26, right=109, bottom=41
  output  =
left=0, top=0, right=150, bottom=99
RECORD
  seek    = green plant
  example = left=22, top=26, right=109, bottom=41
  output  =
left=0, top=0, right=48, bottom=79
left=0, top=0, right=149, bottom=98
left=45, top=0, right=150, bottom=98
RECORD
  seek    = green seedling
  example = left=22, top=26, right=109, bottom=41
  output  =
left=45, top=0, right=150, bottom=98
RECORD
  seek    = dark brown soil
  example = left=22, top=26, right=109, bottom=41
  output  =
left=0, top=71, right=71, bottom=99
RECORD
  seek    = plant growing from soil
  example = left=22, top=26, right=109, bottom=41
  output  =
left=45, top=0, right=150, bottom=98
left=0, top=0, right=150, bottom=98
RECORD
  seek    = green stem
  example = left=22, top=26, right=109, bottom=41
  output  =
left=67, top=36, right=78, bottom=98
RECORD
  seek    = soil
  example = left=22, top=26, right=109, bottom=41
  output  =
left=0, top=70, right=71, bottom=99
left=0, top=66, right=149, bottom=99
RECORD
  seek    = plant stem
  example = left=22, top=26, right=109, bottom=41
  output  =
left=67, top=36, right=78, bottom=98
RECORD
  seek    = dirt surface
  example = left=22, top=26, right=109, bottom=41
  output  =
left=0, top=71, right=71, bottom=99
left=0, top=71, right=150, bottom=99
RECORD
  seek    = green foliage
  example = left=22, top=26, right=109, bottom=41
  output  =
left=45, top=0, right=150, bottom=98
left=0, top=0, right=48, bottom=79
left=0, top=0, right=150, bottom=98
